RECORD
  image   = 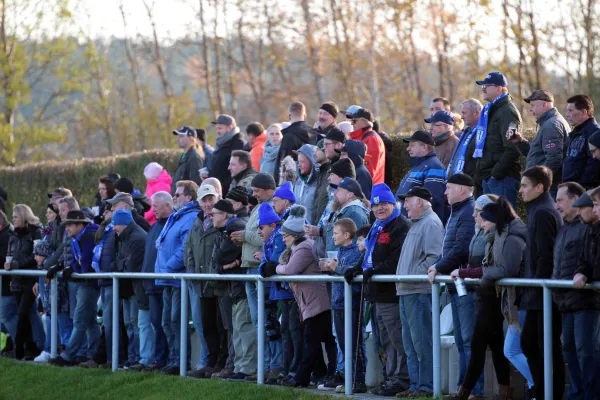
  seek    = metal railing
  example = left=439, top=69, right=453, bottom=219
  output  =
left=1, top=270, right=598, bottom=399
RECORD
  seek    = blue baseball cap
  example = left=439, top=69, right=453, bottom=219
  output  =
left=330, top=177, right=364, bottom=199
left=476, top=72, right=508, bottom=87
left=424, top=110, right=454, bottom=125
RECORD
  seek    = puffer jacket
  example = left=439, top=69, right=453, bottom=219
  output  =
left=172, top=146, right=204, bottom=194
left=575, top=221, right=600, bottom=310
left=249, top=133, right=266, bottom=171
left=258, top=224, right=293, bottom=301
left=215, top=214, right=247, bottom=302
left=552, top=217, right=591, bottom=312
left=0, top=224, right=13, bottom=296
left=349, top=127, right=386, bottom=184
left=96, top=221, right=117, bottom=287
left=144, top=169, right=173, bottom=224
left=142, top=217, right=166, bottom=294
left=184, top=211, right=221, bottom=296
left=155, top=202, right=200, bottom=288
left=293, top=146, right=320, bottom=224
left=562, top=117, right=600, bottom=189
left=476, top=94, right=523, bottom=181
left=116, top=223, right=147, bottom=304
left=276, top=237, right=329, bottom=321
left=7, top=224, right=42, bottom=292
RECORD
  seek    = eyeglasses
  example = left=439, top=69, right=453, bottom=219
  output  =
left=173, top=193, right=182, bottom=198
left=481, top=85, right=498, bottom=90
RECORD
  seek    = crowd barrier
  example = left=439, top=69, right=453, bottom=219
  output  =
left=1, top=270, right=598, bottom=399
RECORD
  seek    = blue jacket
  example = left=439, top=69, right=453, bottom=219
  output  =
left=331, top=243, right=363, bottom=309
left=562, top=117, right=600, bottom=189
left=70, top=223, right=99, bottom=274
left=435, top=197, right=475, bottom=280
left=96, top=223, right=116, bottom=287
left=143, top=217, right=167, bottom=294
left=258, top=225, right=293, bottom=300
left=155, top=202, right=200, bottom=287
left=324, top=199, right=370, bottom=252
left=203, top=144, right=214, bottom=171
left=396, top=152, right=446, bottom=221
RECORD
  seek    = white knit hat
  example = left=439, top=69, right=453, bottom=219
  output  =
left=144, top=162, right=163, bottom=180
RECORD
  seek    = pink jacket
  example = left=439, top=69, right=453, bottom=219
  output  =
left=144, top=169, right=173, bottom=224
left=276, top=238, right=329, bottom=321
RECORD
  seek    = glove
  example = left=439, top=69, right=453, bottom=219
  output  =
left=344, top=267, right=360, bottom=285
left=46, top=265, right=62, bottom=280
left=362, top=268, right=375, bottom=283
left=62, top=267, right=74, bottom=281
left=261, top=261, right=278, bottom=278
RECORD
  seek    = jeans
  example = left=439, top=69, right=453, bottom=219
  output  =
left=161, top=287, right=181, bottom=367
left=68, top=282, right=87, bottom=357
left=450, top=292, right=484, bottom=396
left=399, top=294, right=433, bottom=393
left=245, top=270, right=259, bottom=327
left=61, top=283, right=101, bottom=361
left=123, top=297, right=139, bottom=364
left=333, top=308, right=366, bottom=384
left=100, top=286, right=123, bottom=363
left=504, top=310, right=534, bottom=388
left=0, top=295, right=18, bottom=340
left=43, top=312, right=72, bottom=353
left=562, top=310, right=599, bottom=400
left=482, top=176, right=519, bottom=209
left=375, top=302, right=410, bottom=388
left=188, top=282, right=209, bottom=368
left=149, top=293, right=168, bottom=367
left=138, top=308, right=154, bottom=366
left=280, top=299, right=302, bottom=375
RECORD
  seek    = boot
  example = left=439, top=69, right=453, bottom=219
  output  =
left=448, top=386, right=471, bottom=400
left=492, top=385, right=513, bottom=400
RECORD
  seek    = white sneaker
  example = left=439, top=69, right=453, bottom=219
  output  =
left=34, top=351, right=51, bottom=363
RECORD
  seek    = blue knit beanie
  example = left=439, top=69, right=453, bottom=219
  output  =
left=370, top=183, right=396, bottom=206
left=112, top=209, right=133, bottom=226
left=273, top=182, right=296, bottom=203
left=257, top=202, right=281, bottom=227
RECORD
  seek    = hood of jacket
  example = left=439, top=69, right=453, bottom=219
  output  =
left=505, top=218, right=527, bottom=241
left=296, top=145, right=319, bottom=183
left=131, top=189, right=151, bottom=213
left=342, top=139, right=366, bottom=167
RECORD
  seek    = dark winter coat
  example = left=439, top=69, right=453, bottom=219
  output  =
left=562, top=117, right=600, bottom=189
left=116, top=223, right=147, bottom=304
left=171, top=146, right=205, bottom=194
left=42, top=218, right=65, bottom=270
left=274, top=121, right=314, bottom=183
left=97, top=221, right=117, bottom=287
left=519, top=192, right=562, bottom=310
left=7, top=224, right=42, bottom=292
left=184, top=211, right=222, bottom=297
left=343, top=139, right=373, bottom=199
left=132, top=209, right=151, bottom=232
left=209, top=132, right=246, bottom=194
left=142, top=217, right=167, bottom=295
left=215, top=210, right=248, bottom=303
left=0, top=224, right=13, bottom=296
left=575, top=222, right=600, bottom=310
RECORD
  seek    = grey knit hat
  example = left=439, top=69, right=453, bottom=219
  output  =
left=281, top=205, right=307, bottom=236
left=475, top=194, right=495, bottom=209
left=33, top=240, right=53, bottom=258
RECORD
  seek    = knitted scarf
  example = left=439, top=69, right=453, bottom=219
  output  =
left=362, top=207, right=400, bottom=270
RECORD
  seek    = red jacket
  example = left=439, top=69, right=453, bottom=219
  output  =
left=349, top=127, right=386, bottom=184
left=250, top=134, right=266, bottom=172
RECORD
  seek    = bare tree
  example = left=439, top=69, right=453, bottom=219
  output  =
left=300, top=0, right=325, bottom=104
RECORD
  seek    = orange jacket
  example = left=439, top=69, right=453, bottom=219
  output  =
left=349, top=127, right=385, bottom=184
left=250, top=133, right=266, bottom=171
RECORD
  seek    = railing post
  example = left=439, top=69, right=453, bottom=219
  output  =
left=257, top=277, right=265, bottom=385
left=432, top=282, right=441, bottom=398
left=543, top=285, right=553, bottom=400
left=344, top=279, right=353, bottom=395
left=112, top=277, right=119, bottom=372
left=180, top=278, right=188, bottom=377
left=50, top=277, right=58, bottom=358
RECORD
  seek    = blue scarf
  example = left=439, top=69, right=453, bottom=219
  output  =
left=473, top=93, right=507, bottom=158
left=447, top=126, right=477, bottom=175
left=362, top=207, right=400, bottom=270
left=91, top=223, right=113, bottom=273
left=156, top=201, right=199, bottom=249
left=71, top=224, right=90, bottom=269
left=317, top=189, right=335, bottom=228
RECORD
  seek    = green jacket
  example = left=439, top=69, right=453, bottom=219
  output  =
left=241, top=199, right=272, bottom=269
left=184, top=213, right=226, bottom=297
left=171, top=146, right=204, bottom=194
left=476, top=95, right=522, bottom=181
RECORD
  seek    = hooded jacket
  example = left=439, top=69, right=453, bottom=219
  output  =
left=349, top=127, right=385, bottom=184
left=249, top=133, right=266, bottom=171
left=209, top=127, right=247, bottom=194
left=293, top=146, right=320, bottom=224
left=343, top=140, right=373, bottom=199
left=142, top=217, right=167, bottom=295
left=480, top=219, right=528, bottom=283
left=215, top=211, right=248, bottom=302
left=258, top=224, right=293, bottom=301
left=274, top=121, right=314, bottom=183
left=260, top=141, right=281, bottom=177
left=562, top=117, right=600, bottom=189
left=144, top=169, right=173, bottom=224
left=171, top=145, right=204, bottom=194
left=7, top=224, right=42, bottom=292
left=155, top=202, right=200, bottom=288
left=396, top=152, right=446, bottom=222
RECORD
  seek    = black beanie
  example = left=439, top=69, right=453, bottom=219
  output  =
left=195, top=128, right=207, bottom=142
left=330, top=158, right=356, bottom=179
left=213, top=199, right=235, bottom=214
left=226, top=185, right=249, bottom=206
left=251, top=173, right=276, bottom=190
left=115, top=177, right=134, bottom=194
left=320, top=102, right=339, bottom=119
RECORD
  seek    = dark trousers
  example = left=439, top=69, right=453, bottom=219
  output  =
left=333, top=307, right=365, bottom=383
left=15, top=288, right=38, bottom=359
left=521, top=308, right=565, bottom=400
left=295, top=310, right=337, bottom=386
left=149, top=293, right=168, bottom=367
left=463, top=294, right=510, bottom=389
left=201, top=297, right=227, bottom=369
left=280, top=299, right=302, bottom=375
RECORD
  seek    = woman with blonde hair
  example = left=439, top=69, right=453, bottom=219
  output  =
left=5, top=204, right=43, bottom=359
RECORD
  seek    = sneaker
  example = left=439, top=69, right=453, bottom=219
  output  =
left=120, top=361, right=136, bottom=370
left=211, top=368, right=234, bottom=379
left=409, top=390, right=433, bottom=398
left=79, top=359, right=100, bottom=368
left=335, top=382, right=368, bottom=394
left=244, top=373, right=258, bottom=382
left=49, top=356, right=76, bottom=367
left=227, top=372, right=249, bottom=380
left=310, top=373, right=327, bottom=386
left=318, top=371, right=344, bottom=391
left=34, top=351, right=51, bottom=363
left=160, top=365, right=179, bottom=375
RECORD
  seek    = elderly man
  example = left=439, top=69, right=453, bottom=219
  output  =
left=274, top=101, right=314, bottom=183
left=172, top=126, right=205, bottom=193
left=552, top=182, right=598, bottom=399
left=228, top=150, right=257, bottom=190
left=209, top=114, right=247, bottom=194
left=107, top=192, right=150, bottom=232
left=396, top=130, right=447, bottom=221
left=427, top=173, right=481, bottom=397
left=473, top=72, right=522, bottom=207
left=509, top=90, right=570, bottom=195
left=349, top=108, right=385, bottom=185
left=312, top=102, right=340, bottom=143
left=155, top=180, right=200, bottom=375
left=395, top=186, right=443, bottom=398
left=425, top=110, right=459, bottom=168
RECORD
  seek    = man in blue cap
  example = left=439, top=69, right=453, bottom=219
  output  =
left=425, top=110, right=459, bottom=168
left=472, top=71, right=522, bottom=208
